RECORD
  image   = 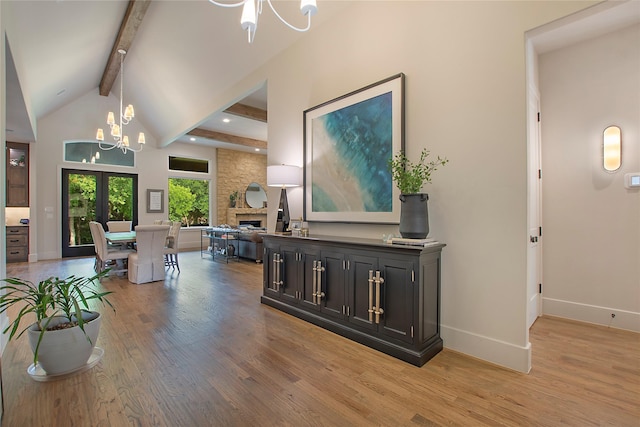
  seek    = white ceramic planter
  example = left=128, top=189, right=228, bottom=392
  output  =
left=27, top=311, right=101, bottom=375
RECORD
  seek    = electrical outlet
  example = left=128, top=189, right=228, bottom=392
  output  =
left=611, top=313, right=616, bottom=319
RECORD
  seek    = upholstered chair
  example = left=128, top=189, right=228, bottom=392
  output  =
left=89, top=221, right=134, bottom=274
left=106, top=220, right=132, bottom=232
left=128, top=225, right=170, bottom=284
left=164, top=222, right=182, bottom=271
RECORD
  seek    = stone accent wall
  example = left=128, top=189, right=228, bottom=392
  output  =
left=216, top=148, right=267, bottom=225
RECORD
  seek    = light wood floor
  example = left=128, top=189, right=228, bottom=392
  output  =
left=1, top=252, right=638, bottom=426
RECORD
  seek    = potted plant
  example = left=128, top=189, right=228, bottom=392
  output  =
left=229, top=190, right=239, bottom=208
left=388, top=148, right=448, bottom=239
left=0, top=270, right=113, bottom=376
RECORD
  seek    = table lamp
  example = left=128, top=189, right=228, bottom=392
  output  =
left=267, top=165, right=302, bottom=233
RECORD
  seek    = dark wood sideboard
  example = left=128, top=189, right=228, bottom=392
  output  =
left=261, top=234, right=444, bottom=366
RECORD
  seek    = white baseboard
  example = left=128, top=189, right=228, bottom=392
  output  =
left=39, top=251, right=59, bottom=260
left=28, top=253, right=38, bottom=262
left=542, top=297, right=640, bottom=333
left=441, top=324, right=531, bottom=373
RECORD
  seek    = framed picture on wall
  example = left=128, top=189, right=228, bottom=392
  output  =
left=146, top=189, right=164, bottom=213
left=303, top=73, right=405, bottom=224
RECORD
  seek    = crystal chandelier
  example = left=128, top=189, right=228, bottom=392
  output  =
left=96, top=49, right=145, bottom=153
left=208, top=0, right=318, bottom=43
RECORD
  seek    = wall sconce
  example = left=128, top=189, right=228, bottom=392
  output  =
left=267, top=165, right=302, bottom=233
left=603, top=125, right=621, bottom=172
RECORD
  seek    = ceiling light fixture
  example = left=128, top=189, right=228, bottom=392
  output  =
left=208, top=0, right=317, bottom=43
left=96, top=49, right=145, bottom=153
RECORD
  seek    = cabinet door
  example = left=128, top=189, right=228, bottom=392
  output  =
left=6, top=142, right=29, bottom=207
left=318, top=250, right=346, bottom=319
left=378, top=258, right=415, bottom=344
left=299, top=247, right=320, bottom=310
left=280, top=244, right=301, bottom=304
left=263, top=243, right=280, bottom=297
left=347, top=254, right=379, bottom=332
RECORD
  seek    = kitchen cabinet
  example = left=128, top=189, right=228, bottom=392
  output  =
left=6, top=142, right=29, bottom=207
left=6, top=226, right=29, bottom=263
left=261, top=234, right=444, bottom=366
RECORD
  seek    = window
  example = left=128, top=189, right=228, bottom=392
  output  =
left=168, top=178, right=210, bottom=226
left=64, top=141, right=134, bottom=167
left=169, top=156, right=209, bottom=173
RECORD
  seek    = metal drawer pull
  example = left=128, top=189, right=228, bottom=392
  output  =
left=368, top=270, right=384, bottom=324
left=312, top=260, right=325, bottom=303
left=273, top=253, right=283, bottom=291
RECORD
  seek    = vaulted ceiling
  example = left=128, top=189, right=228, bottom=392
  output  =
left=4, top=0, right=353, bottom=152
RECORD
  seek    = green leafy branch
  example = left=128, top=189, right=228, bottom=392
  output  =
left=388, top=148, right=448, bottom=194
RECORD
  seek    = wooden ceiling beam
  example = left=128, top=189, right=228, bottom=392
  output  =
left=187, top=128, right=268, bottom=150
left=224, top=103, right=268, bottom=123
left=99, top=0, right=151, bottom=96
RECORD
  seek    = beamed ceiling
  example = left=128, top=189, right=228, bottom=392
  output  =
left=4, top=0, right=354, bottom=153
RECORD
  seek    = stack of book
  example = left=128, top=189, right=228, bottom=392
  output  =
left=388, top=237, right=440, bottom=247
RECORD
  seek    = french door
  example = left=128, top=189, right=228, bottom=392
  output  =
left=62, top=169, right=138, bottom=258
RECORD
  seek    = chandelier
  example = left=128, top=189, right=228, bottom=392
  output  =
left=96, top=49, right=145, bottom=153
left=208, top=0, right=318, bottom=43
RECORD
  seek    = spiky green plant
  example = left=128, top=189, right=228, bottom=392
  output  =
left=0, top=270, right=113, bottom=364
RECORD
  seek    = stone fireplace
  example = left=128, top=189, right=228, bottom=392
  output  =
left=227, top=208, right=268, bottom=227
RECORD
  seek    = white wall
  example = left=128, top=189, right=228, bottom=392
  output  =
left=34, top=89, right=217, bottom=260
left=255, top=1, right=595, bottom=372
left=540, top=24, right=640, bottom=332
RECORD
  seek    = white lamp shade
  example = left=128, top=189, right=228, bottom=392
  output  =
left=241, top=0, right=257, bottom=32
left=267, top=165, right=302, bottom=187
left=300, top=0, right=317, bottom=16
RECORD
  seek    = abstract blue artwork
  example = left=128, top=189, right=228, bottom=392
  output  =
left=304, top=74, right=404, bottom=223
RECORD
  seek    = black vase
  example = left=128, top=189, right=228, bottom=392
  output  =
left=399, top=193, right=429, bottom=239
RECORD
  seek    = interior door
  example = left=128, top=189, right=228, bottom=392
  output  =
left=62, top=169, right=138, bottom=258
left=527, top=90, right=542, bottom=329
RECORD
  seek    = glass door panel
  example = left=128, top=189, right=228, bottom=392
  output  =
left=108, top=175, right=134, bottom=221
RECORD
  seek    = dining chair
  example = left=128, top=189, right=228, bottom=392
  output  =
left=128, top=225, right=170, bottom=284
left=106, top=220, right=132, bottom=232
left=88, top=221, right=102, bottom=272
left=164, top=222, right=182, bottom=271
left=89, top=221, right=134, bottom=274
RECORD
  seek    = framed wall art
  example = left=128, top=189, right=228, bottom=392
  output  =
left=146, top=189, right=164, bottom=213
left=303, top=73, right=405, bottom=223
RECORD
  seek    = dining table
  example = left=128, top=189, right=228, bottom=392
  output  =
left=104, top=231, right=136, bottom=245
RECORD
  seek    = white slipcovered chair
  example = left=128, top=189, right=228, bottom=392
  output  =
left=106, top=220, right=132, bottom=232
left=128, top=225, right=170, bottom=284
left=89, top=221, right=134, bottom=274
left=164, top=222, right=182, bottom=271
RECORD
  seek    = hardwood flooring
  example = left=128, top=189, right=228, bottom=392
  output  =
left=1, top=252, right=638, bottom=426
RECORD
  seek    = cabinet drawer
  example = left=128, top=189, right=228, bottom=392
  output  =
left=7, top=226, right=28, bottom=236
left=6, top=247, right=27, bottom=262
left=7, top=234, right=27, bottom=247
